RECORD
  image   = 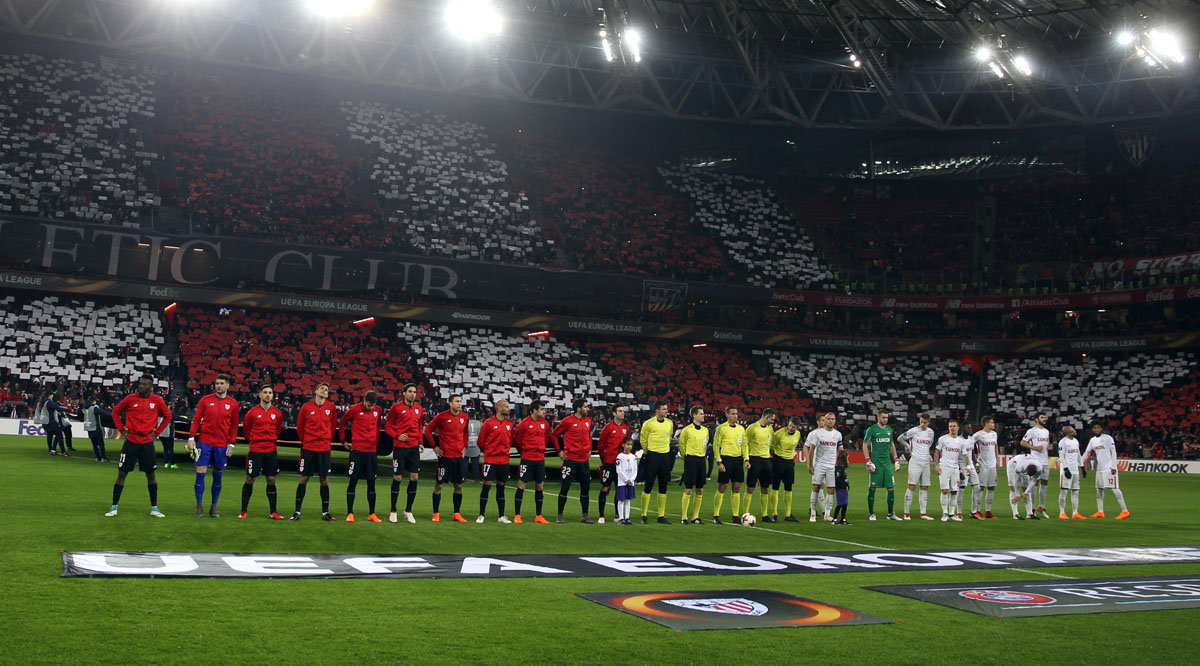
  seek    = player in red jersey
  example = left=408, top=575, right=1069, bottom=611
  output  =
left=476, top=399, right=515, bottom=523
left=186, top=374, right=240, bottom=519
left=105, top=375, right=171, bottom=517
left=595, top=405, right=630, bottom=524
left=340, top=390, right=385, bottom=523
left=385, top=383, right=425, bottom=523
left=513, top=400, right=553, bottom=524
left=238, top=385, right=285, bottom=520
left=424, top=394, right=471, bottom=523
left=290, top=382, right=339, bottom=521
left=552, top=398, right=596, bottom=524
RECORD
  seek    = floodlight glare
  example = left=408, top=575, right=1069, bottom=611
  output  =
left=1148, top=27, right=1186, bottom=63
left=625, top=28, right=642, bottom=63
left=1116, top=31, right=1135, bottom=46
left=445, top=0, right=504, bottom=41
left=974, top=45, right=993, bottom=61
left=1012, top=54, right=1033, bottom=76
left=988, top=61, right=1004, bottom=78
left=305, top=0, right=371, bottom=18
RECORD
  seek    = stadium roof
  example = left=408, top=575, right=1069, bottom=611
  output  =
left=2, top=0, right=1199, bottom=129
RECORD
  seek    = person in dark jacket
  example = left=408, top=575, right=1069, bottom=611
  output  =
left=84, top=395, right=112, bottom=462
left=832, top=449, right=851, bottom=525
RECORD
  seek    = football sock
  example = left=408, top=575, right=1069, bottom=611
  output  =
left=1058, top=489, right=1067, bottom=514
left=210, top=471, right=223, bottom=506
left=535, top=490, right=544, bottom=515
left=714, top=490, right=725, bottom=517
left=597, top=489, right=608, bottom=518
left=579, top=491, right=589, bottom=515
left=452, top=490, right=462, bottom=514
left=496, top=485, right=505, bottom=517
left=919, top=489, right=928, bottom=513
left=985, top=488, right=994, bottom=512
left=319, top=484, right=330, bottom=513
left=514, top=488, right=524, bottom=515
left=480, top=484, right=491, bottom=515
left=266, top=484, right=277, bottom=513
left=405, top=480, right=418, bottom=512
left=432, top=491, right=442, bottom=514
left=641, top=491, right=651, bottom=516
left=692, top=495, right=702, bottom=520
left=1096, top=489, right=1104, bottom=513
left=557, top=483, right=570, bottom=514
left=194, top=472, right=206, bottom=505
left=682, top=493, right=691, bottom=518
left=294, top=484, right=306, bottom=512
left=241, top=483, right=253, bottom=512
left=867, top=488, right=876, bottom=514
left=904, top=488, right=913, bottom=513
left=1113, top=488, right=1128, bottom=512
left=971, top=488, right=980, bottom=513
left=366, top=478, right=376, bottom=514
left=770, top=490, right=779, bottom=515
left=1070, top=489, right=1079, bottom=514
left=390, top=480, right=401, bottom=512
left=759, top=492, right=769, bottom=517
left=346, top=478, right=358, bottom=514
left=887, top=489, right=895, bottom=514
left=731, top=491, right=742, bottom=516
left=784, top=491, right=793, bottom=517
left=147, top=482, right=157, bottom=506
left=810, top=490, right=819, bottom=514
left=940, top=492, right=949, bottom=514
left=112, top=483, right=124, bottom=506
left=657, top=493, right=667, bottom=517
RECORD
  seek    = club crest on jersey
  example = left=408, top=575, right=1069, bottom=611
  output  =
left=324, top=410, right=330, bottom=415
left=662, top=598, right=768, bottom=616
left=959, top=590, right=1056, bottom=604
left=270, top=414, right=276, bottom=420
left=224, top=404, right=230, bottom=410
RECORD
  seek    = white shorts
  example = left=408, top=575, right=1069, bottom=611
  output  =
left=811, top=466, right=835, bottom=488
left=939, top=468, right=960, bottom=492
left=1095, top=470, right=1119, bottom=490
left=1036, top=463, right=1050, bottom=482
left=1059, top=466, right=1080, bottom=490
left=961, top=467, right=980, bottom=487
left=978, top=465, right=997, bottom=487
left=906, top=460, right=931, bottom=487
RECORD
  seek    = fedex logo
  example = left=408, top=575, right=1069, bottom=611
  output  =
left=17, top=420, right=47, bottom=437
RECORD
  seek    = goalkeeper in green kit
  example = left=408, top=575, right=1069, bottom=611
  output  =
left=863, top=409, right=902, bottom=521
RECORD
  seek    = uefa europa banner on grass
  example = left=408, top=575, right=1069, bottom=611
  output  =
left=61, top=546, right=1200, bottom=580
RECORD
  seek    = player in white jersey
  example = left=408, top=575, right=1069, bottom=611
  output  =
left=933, top=420, right=967, bottom=522
left=1006, top=453, right=1041, bottom=520
left=1082, top=423, right=1130, bottom=520
left=804, top=412, right=843, bottom=523
left=970, top=415, right=1000, bottom=519
left=1056, top=426, right=1085, bottom=520
left=897, top=414, right=936, bottom=520
left=1019, top=412, right=1052, bottom=518
left=956, top=430, right=981, bottom=520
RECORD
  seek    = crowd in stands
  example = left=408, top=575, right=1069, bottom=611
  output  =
left=0, top=53, right=159, bottom=224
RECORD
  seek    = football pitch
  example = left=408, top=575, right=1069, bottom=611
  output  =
left=2, top=437, right=1198, bottom=665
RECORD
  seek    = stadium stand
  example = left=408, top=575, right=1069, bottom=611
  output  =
left=1127, top=369, right=1200, bottom=430
left=657, top=165, right=835, bottom=289
left=168, top=75, right=375, bottom=247
left=513, top=135, right=736, bottom=281
left=986, top=353, right=1198, bottom=428
left=395, top=324, right=620, bottom=412
left=754, top=350, right=974, bottom=425
left=342, top=101, right=550, bottom=264
left=0, top=295, right=169, bottom=390
left=0, top=53, right=159, bottom=224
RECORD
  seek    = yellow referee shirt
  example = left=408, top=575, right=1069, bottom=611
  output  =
left=745, top=422, right=774, bottom=458
left=639, top=417, right=675, bottom=454
left=678, top=423, right=710, bottom=457
left=771, top=427, right=802, bottom=459
left=713, top=422, right=747, bottom=459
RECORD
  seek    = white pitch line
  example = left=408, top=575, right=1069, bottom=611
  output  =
left=1003, top=568, right=1079, bottom=579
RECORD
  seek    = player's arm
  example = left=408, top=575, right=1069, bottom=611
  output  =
left=863, top=433, right=873, bottom=461
left=186, top=401, right=203, bottom=450
left=155, top=398, right=173, bottom=438
left=384, top=404, right=399, bottom=440
left=243, top=411, right=254, bottom=443
left=339, top=407, right=354, bottom=450
left=638, top=420, right=652, bottom=449
left=803, top=435, right=815, bottom=474
left=1020, top=430, right=1042, bottom=452
left=111, top=396, right=129, bottom=436
left=933, top=443, right=942, bottom=474
left=551, top=419, right=568, bottom=458
left=423, top=415, right=438, bottom=454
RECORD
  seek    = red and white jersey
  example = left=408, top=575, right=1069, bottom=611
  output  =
left=1022, top=426, right=1051, bottom=466
left=552, top=414, right=595, bottom=462
left=597, top=422, right=630, bottom=465
left=243, top=405, right=283, bottom=453
left=112, top=393, right=171, bottom=444
left=385, top=401, right=424, bottom=448
left=425, top=410, right=470, bottom=458
left=297, top=400, right=338, bottom=452
left=1058, top=437, right=1081, bottom=469
left=340, top=403, right=383, bottom=452
left=515, top=417, right=551, bottom=461
left=935, top=434, right=968, bottom=468
left=190, top=393, right=240, bottom=446
left=478, top=416, right=514, bottom=465
left=1083, top=434, right=1117, bottom=471
left=970, top=429, right=998, bottom=467
left=899, top=426, right=935, bottom=465
left=804, top=427, right=842, bottom=469
left=1008, top=453, right=1041, bottom=477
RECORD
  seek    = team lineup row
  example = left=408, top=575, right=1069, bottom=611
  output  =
left=100, top=375, right=1131, bottom=525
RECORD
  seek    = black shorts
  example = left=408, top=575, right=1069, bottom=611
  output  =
left=747, top=455, right=773, bottom=488
left=771, top=455, right=795, bottom=490
left=519, top=460, right=547, bottom=483
left=717, top=455, right=745, bottom=484
left=246, top=451, right=279, bottom=478
left=683, top=455, right=708, bottom=489
left=483, top=462, right=510, bottom=483
left=560, top=460, right=591, bottom=487
left=436, top=457, right=465, bottom=485
left=299, top=450, right=332, bottom=478
left=599, top=462, right=617, bottom=487
left=118, top=440, right=156, bottom=473
left=392, top=446, right=421, bottom=475
left=640, top=451, right=674, bottom=491
left=348, top=450, right=378, bottom=480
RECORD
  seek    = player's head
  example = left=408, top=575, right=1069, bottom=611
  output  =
left=314, top=382, right=330, bottom=400
left=1035, top=412, right=1047, bottom=426
left=136, top=374, right=154, bottom=397
left=258, top=385, right=274, bottom=405
left=725, top=406, right=739, bottom=423
left=620, top=436, right=633, bottom=453
left=1091, top=422, right=1103, bottom=435
left=836, top=449, right=848, bottom=468
left=494, top=399, right=510, bottom=418
left=982, top=415, right=995, bottom=431
left=654, top=401, right=668, bottom=418
left=876, top=409, right=889, bottom=426
left=530, top=400, right=546, bottom=419
left=689, top=405, right=705, bottom=423
left=786, top=416, right=799, bottom=433
left=213, top=374, right=230, bottom=395
left=822, top=412, right=836, bottom=428
left=1025, top=464, right=1039, bottom=476
left=572, top=398, right=589, bottom=416
left=919, top=413, right=931, bottom=428
left=948, top=419, right=960, bottom=436
left=611, top=404, right=626, bottom=422
left=363, top=390, right=378, bottom=407
left=403, top=383, right=417, bottom=403
left=1062, top=425, right=1076, bottom=438
left=759, top=408, right=776, bottom=425
left=448, top=394, right=463, bottom=412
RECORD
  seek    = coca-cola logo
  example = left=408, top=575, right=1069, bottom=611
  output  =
left=1145, top=288, right=1174, bottom=302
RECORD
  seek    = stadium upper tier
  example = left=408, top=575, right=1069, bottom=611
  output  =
left=3, top=51, right=1199, bottom=295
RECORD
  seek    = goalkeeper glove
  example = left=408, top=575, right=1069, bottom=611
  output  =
left=189, top=446, right=200, bottom=462
left=1064, top=467, right=1072, bottom=480
left=227, top=443, right=235, bottom=455
left=866, top=462, right=876, bottom=473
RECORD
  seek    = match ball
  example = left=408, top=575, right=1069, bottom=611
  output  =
left=741, top=513, right=756, bottom=527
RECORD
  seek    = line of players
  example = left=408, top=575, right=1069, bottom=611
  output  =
left=100, top=375, right=1130, bottom=524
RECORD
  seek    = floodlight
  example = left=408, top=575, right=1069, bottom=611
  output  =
left=445, top=0, right=504, bottom=41
left=305, top=0, right=371, bottom=18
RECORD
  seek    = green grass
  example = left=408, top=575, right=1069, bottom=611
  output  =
left=2, top=436, right=1198, bottom=665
